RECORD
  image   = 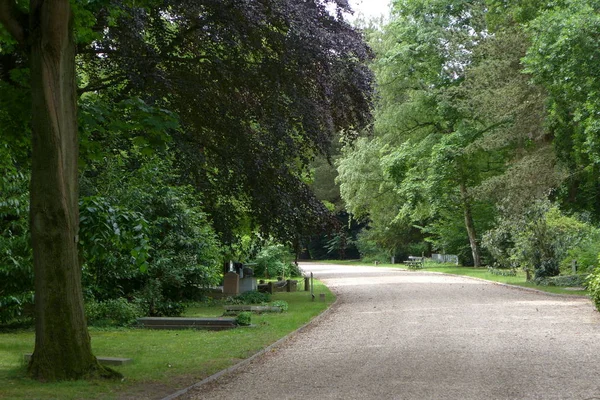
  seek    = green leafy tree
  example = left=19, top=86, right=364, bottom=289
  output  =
left=523, top=0, right=600, bottom=219
left=0, top=149, right=32, bottom=323
left=339, top=0, right=494, bottom=265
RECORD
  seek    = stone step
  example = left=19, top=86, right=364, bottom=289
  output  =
left=23, top=354, right=132, bottom=366
left=137, top=317, right=237, bottom=330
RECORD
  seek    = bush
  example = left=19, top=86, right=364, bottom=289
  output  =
left=0, top=165, right=34, bottom=324
left=271, top=300, right=289, bottom=311
left=80, top=153, right=223, bottom=304
left=483, top=201, right=593, bottom=280
left=225, top=290, right=271, bottom=305
left=487, top=266, right=517, bottom=276
left=252, top=243, right=297, bottom=278
left=85, top=298, right=143, bottom=327
left=587, top=267, right=600, bottom=311
left=559, top=227, right=600, bottom=274
left=133, top=278, right=186, bottom=317
left=536, top=274, right=589, bottom=287
left=236, top=312, right=251, bottom=326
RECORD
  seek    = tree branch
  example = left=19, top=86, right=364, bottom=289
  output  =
left=77, top=74, right=127, bottom=95
left=0, top=0, right=27, bottom=45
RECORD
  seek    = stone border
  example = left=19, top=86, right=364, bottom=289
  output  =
left=160, top=294, right=339, bottom=400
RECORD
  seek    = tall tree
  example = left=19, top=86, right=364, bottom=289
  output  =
left=337, top=0, right=492, bottom=265
left=0, top=0, right=114, bottom=380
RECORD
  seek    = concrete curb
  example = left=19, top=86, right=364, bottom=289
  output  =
left=161, top=293, right=339, bottom=400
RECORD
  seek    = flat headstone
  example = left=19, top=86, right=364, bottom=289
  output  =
left=23, top=353, right=132, bottom=366
left=137, top=317, right=238, bottom=330
left=224, top=305, right=282, bottom=312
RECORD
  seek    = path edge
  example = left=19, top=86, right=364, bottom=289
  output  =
left=395, top=267, right=591, bottom=300
left=302, top=262, right=590, bottom=300
left=160, top=294, right=339, bottom=400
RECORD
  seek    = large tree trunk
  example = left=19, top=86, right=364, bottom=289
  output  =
left=26, top=0, right=109, bottom=381
left=459, top=181, right=481, bottom=268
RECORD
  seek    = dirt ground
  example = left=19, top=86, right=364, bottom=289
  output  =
left=174, top=263, right=600, bottom=400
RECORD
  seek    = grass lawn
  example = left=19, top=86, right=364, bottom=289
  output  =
left=0, top=280, right=334, bottom=400
left=313, top=260, right=589, bottom=297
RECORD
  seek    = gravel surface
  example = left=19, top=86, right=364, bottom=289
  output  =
left=182, top=263, right=600, bottom=400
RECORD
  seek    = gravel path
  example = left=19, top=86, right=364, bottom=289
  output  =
left=183, top=263, right=600, bottom=400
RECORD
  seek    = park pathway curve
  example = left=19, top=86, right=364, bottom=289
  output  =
left=184, top=263, right=600, bottom=400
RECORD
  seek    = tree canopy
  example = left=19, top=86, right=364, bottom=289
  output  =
left=336, top=0, right=600, bottom=274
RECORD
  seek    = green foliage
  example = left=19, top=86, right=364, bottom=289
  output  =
left=523, top=0, right=600, bottom=219
left=487, top=267, right=517, bottom=277
left=226, top=291, right=271, bottom=305
left=80, top=152, right=222, bottom=305
left=73, top=0, right=374, bottom=244
left=78, top=94, right=178, bottom=165
left=85, top=298, right=144, bottom=327
left=559, top=224, right=600, bottom=274
left=235, top=312, right=252, bottom=326
left=587, top=265, right=600, bottom=311
left=79, top=195, right=150, bottom=299
left=133, top=279, right=185, bottom=317
left=271, top=300, right=289, bottom=312
left=224, top=233, right=262, bottom=264
left=483, top=201, right=593, bottom=279
left=251, top=243, right=297, bottom=278
left=337, top=0, right=503, bottom=266
left=0, top=154, right=33, bottom=324
left=355, top=229, right=391, bottom=262
left=536, top=274, right=589, bottom=288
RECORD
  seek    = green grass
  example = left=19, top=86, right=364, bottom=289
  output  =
left=312, top=260, right=589, bottom=296
left=0, top=281, right=334, bottom=400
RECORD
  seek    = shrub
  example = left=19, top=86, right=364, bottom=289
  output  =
left=0, top=164, right=34, bottom=324
left=271, top=300, right=289, bottom=311
left=79, top=195, right=151, bottom=301
left=225, top=290, right=271, bottom=305
left=587, top=267, right=600, bottom=311
left=559, top=228, right=600, bottom=274
left=85, top=298, right=143, bottom=327
left=536, top=274, right=589, bottom=287
left=236, top=311, right=252, bottom=326
left=133, top=278, right=185, bottom=317
left=487, top=267, right=517, bottom=276
left=80, top=153, right=223, bottom=304
left=483, top=201, right=593, bottom=280
left=252, top=243, right=297, bottom=278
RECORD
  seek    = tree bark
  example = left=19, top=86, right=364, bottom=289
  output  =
left=459, top=181, right=481, bottom=268
left=24, top=0, right=111, bottom=381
